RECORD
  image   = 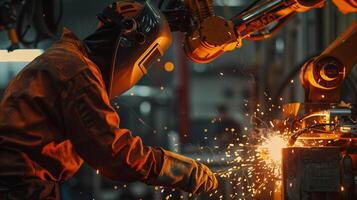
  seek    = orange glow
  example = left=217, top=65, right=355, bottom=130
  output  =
left=258, top=135, right=287, bottom=166
left=164, top=61, right=175, bottom=72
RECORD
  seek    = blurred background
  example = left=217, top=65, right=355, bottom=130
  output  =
left=0, top=0, right=356, bottom=199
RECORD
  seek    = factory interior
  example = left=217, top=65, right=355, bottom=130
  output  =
left=0, top=0, right=356, bottom=199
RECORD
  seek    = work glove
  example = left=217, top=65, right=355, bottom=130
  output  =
left=150, top=149, right=218, bottom=194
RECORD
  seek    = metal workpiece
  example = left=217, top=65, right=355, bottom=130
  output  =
left=278, top=103, right=357, bottom=198
left=282, top=147, right=357, bottom=200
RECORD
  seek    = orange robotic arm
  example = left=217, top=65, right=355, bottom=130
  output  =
left=183, top=0, right=325, bottom=63
left=181, top=0, right=356, bottom=63
left=333, top=0, right=357, bottom=14
left=300, top=21, right=357, bottom=103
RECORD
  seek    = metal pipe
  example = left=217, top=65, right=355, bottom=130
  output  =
left=240, top=0, right=284, bottom=22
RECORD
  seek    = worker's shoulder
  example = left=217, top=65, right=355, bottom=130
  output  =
left=38, top=42, right=91, bottom=82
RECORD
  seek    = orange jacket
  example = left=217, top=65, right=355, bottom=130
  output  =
left=0, top=29, right=163, bottom=191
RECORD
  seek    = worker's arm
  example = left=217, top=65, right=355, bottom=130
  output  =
left=60, top=69, right=217, bottom=193
left=61, top=69, right=162, bottom=182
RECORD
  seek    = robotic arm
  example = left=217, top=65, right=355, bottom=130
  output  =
left=282, top=21, right=357, bottom=200
left=163, top=0, right=356, bottom=63
left=300, top=21, right=357, bottom=103
left=181, top=0, right=325, bottom=63
left=286, top=20, right=357, bottom=146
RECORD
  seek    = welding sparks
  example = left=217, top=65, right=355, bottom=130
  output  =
left=111, top=96, right=297, bottom=199
left=208, top=128, right=293, bottom=199
left=257, top=134, right=287, bottom=167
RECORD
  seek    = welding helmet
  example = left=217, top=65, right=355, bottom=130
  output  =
left=98, top=0, right=172, bottom=98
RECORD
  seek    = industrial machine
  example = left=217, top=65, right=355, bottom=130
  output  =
left=0, top=0, right=18, bottom=50
left=0, top=0, right=62, bottom=50
left=166, top=0, right=357, bottom=199
left=280, top=20, right=357, bottom=199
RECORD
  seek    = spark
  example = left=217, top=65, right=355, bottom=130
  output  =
left=110, top=96, right=303, bottom=199
left=257, top=134, right=287, bottom=167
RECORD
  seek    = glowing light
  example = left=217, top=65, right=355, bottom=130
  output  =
left=258, top=134, right=287, bottom=166
left=0, top=49, right=43, bottom=62
left=164, top=61, right=175, bottom=72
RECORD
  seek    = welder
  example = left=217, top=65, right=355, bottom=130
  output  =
left=0, top=0, right=217, bottom=199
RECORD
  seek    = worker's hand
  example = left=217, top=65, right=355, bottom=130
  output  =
left=150, top=149, right=218, bottom=194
